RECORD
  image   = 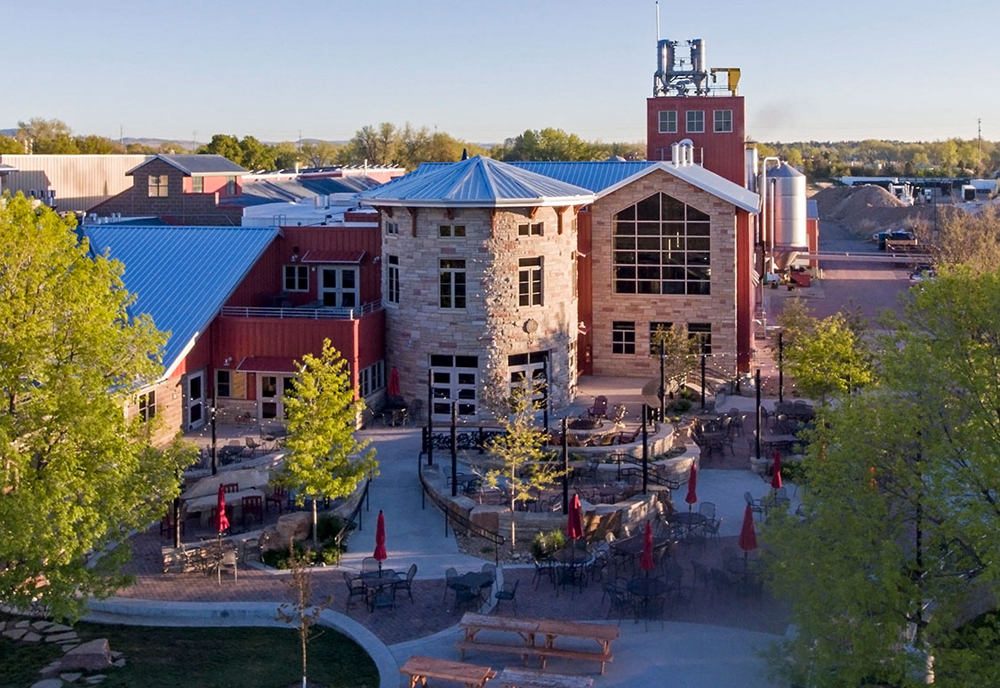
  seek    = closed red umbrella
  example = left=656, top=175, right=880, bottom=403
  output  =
left=388, top=367, right=401, bottom=398
left=215, top=483, right=230, bottom=534
left=567, top=494, right=583, bottom=541
left=684, top=463, right=698, bottom=509
left=738, top=504, right=758, bottom=554
left=373, top=510, right=387, bottom=574
left=771, top=450, right=783, bottom=490
left=640, top=520, right=655, bottom=573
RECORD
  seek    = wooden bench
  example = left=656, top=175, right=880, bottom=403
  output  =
left=399, top=656, right=497, bottom=688
left=495, top=667, right=593, bottom=688
left=457, top=613, right=618, bottom=675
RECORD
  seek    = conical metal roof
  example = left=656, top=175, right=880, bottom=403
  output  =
left=359, top=155, right=594, bottom=208
left=768, top=162, right=804, bottom=179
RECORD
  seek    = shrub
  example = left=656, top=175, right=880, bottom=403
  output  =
left=530, top=528, right=567, bottom=560
left=316, top=513, right=350, bottom=543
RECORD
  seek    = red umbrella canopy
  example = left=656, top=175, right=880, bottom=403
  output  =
left=738, top=504, right=758, bottom=553
left=567, top=494, right=583, bottom=540
left=215, top=483, right=230, bottom=534
left=388, top=367, right=401, bottom=398
left=771, top=450, right=783, bottom=490
left=640, top=520, right=655, bottom=572
left=684, top=464, right=698, bottom=505
left=373, top=510, right=387, bottom=562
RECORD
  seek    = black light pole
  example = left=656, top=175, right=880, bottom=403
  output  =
left=700, top=342, right=707, bottom=410
left=778, top=331, right=785, bottom=404
left=755, top=368, right=762, bottom=461
left=641, top=403, right=649, bottom=495
left=561, top=417, right=569, bottom=515
left=172, top=469, right=182, bottom=548
left=542, top=357, right=550, bottom=441
left=450, top=401, right=458, bottom=497
left=210, top=405, right=218, bottom=476
left=658, top=347, right=666, bottom=422
left=427, top=369, right=434, bottom=466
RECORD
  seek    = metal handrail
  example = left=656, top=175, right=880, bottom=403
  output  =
left=617, top=453, right=683, bottom=490
left=334, top=477, right=371, bottom=548
left=221, top=301, right=382, bottom=320
left=418, top=464, right=504, bottom=565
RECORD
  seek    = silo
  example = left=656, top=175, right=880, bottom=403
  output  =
left=768, top=163, right=808, bottom=270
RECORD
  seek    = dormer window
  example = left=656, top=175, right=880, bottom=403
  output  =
left=148, top=175, right=168, bottom=197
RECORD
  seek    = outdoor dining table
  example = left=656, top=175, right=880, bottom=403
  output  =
left=549, top=547, right=594, bottom=591
left=183, top=488, right=264, bottom=527
left=762, top=434, right=800, bottom=454
left=450, top=571, right=494, bottom=603
left=628, top=576, right=669, bottom=622
left=359, top=568, right=400, bottom=592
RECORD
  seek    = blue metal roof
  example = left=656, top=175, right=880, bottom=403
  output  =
left=84, top=225, right=279, bottom=378
left=359, top=155, right=594, bottom=207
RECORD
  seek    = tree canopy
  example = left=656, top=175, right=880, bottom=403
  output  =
left=765, top=265, right=1000, bottom=685
left=276, top=340, right=377, bottom=548
left=0, top=193, right=192, bottom=620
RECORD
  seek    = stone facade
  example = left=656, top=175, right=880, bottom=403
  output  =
left=125, top=376, right=185, bottom=447
left=590, top=168, right=739, bottom=379
left=383, top=205, right=580, bottom=419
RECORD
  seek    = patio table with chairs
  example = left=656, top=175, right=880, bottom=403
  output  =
left=183, top=488, right=264, bottom=528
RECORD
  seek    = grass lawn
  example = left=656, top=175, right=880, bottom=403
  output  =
left=1, top=619, right=378, bottom=688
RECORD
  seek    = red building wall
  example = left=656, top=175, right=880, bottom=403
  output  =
left=646, top=95, right=746, bottom=187
left=576, top=208, right=594, bottom=375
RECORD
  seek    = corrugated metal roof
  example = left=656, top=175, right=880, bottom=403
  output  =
left=236, top=176, right=377, bottom=207
left=359, top=155, right=594, bottom=207
left=126, top=154, right=247, bottom=177
left=807, top=199, right=819, bottom=219
left=394, top=159, right=758, bottom=212
left=84, top=225, right=279, bottom=378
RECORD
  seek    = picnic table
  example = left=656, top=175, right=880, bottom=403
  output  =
left=457, top=613, right=618, bottom=675
left=495, top=667, right=593, bottom=688
left=399, top=655, right=496, bottom=688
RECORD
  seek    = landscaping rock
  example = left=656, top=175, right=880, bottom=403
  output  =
left=60, top=639, right=113, bottom=671
left=109, top=651, right=122, bottom=660
left=0, top=621, right=5, bottom=632
left=48, top=624, right=73, bottom=633
left=112, top=658, right=125, bottom=668
left=60, top=674, right=83, bottom=683
left=32, top=620, right=54, bottom=631
left=23, top=631, right=43, bottom=642
left=83, top=675, right=107, bottom=684
left=39, top=662, right=63, bottom=677
left=29, top=679, right=63, bottom=688
left=15, top=619, right=31, bottom=628
left=4, top=628, right=27, bottom=640
left=46, top=632, right=79, bottom=644
left=274, top=512, right=311, bottom=546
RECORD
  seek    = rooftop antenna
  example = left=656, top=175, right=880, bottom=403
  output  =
left=655, top=1, right=660, bottom=42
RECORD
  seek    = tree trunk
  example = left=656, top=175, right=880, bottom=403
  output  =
left=509, top=496, right=516, bottom=555
left=312, top=499, right=318, bottom=550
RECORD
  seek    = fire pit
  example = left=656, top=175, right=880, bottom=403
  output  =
left=568, top=417, right=603, bottom=431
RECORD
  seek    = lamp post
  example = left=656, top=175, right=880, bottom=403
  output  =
left=426, top=369, right=434, bottom=466
left=450, top=401, right=458, bottom=498
left=700, top=342, right=707, bottom=410
left=755, top=369, right=762, bottom=462
left=542, top=357, right=550, bottom=442
left=210, top=405, right=218, bottom=476
left=778, top=331, right=784, bottom=404
left=561, top=417, right=569, bottom=515
left=641, top=403, right=648, bottom=495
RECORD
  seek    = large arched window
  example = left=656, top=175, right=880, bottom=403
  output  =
left=612, top=193, right=711, bottom=295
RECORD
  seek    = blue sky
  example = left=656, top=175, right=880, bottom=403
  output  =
left=5, top=0, right=998, bottom=144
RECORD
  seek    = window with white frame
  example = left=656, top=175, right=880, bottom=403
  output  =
left=688, top=322, right=713, bottom=354
left=439, top=259, right=466, bottom=309
left=658, top=110, right=678, bottom=134
left=517, top=222, right=544, bottom=237
left=359, top=361, right=385, bottom=398
left=386, top=255, right=399, bottom=304
left=613, top=192, right=711, bottom=296
left=518, top=257, right=542, bottom=306
left=385, top=219, right=399, bottom=235
left=147, top=175, right=168, bottom=197
left=686, top=110, right=705, bottom=133
left=283, top=264, right=309, bottom=292
left=508, top=351, right=547, bottom=402
left=319, top=266, right=358, bottom=308
left=216, top=370, right=231, bottom=398
left=612, top=321, right=636, bottom=355
left=137, top=390, right=156, bottom=421
left=431, top=354, right=479, bottom=418
left=439, top=224, right=466, bottom=238
left=714, top=110, right=733, bottom=133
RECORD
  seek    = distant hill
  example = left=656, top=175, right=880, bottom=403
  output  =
left=0, top=128, right=16, bottom=137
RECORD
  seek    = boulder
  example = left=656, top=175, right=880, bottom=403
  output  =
left=60, top=639, right=113, bottom=672
left=29, top=680, right=63, bottom=688
left=46, top=632, right=79, bottom=644
left=23, top=632, right=42, bottom=642
left=273, top=512, right=311, bottom=548
left=60, top=674, right=82, bottom=683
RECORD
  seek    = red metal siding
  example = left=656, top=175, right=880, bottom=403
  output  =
left=735, top=209, right=753, bottom=372
left=646, top=95, right=746, bottom=187
left=225, top=226, right=382, bottom=309
left=577, top=208, right=594, bottom=375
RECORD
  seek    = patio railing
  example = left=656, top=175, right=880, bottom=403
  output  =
left=221, top=300, right=382, bottom=321
left=418, top=462, right=504, bottom=566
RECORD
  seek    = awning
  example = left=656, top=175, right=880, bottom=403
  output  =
left=235, top=356, right=299, bottom=374
left=300, top=250, right=366, bottom=264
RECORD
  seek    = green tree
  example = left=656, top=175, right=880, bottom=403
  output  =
left=0, top=193, right=191, bottom=620
left=0, top=135, right=22, bottom=153
left=74, top=135, right=123, bottom=154
left=238, top=135, right=277, bottom=171
left=276, top=340, right=377, bottom=549
left=650, top=323, right=701, bottom=402
left=273, top=141, right=303, bottom=170
left=481, top=379, right=564, bottom=554
left=300, top=141, right=341, bottom=168
left=766, top=266, right=1000, bottom=686
left=198, top=134, right=244, bottom=165
left=782, top=312, right=872, bottom=403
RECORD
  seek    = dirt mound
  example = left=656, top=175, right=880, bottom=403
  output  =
left=812, top=184, right=932, bottom=235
